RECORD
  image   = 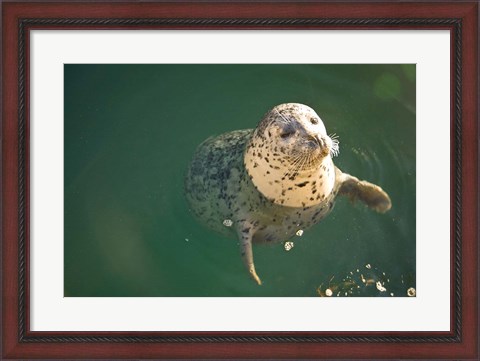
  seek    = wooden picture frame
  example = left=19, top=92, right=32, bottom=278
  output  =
left=1, top=1, right=478, bottom=359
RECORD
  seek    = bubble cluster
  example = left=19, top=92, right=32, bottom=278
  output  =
left=222, top=219, right=233, bottom=227
left=316, top=263, right=416, bottom=297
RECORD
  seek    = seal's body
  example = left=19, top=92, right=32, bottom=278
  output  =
left=185, top=103, right=391, bottom=285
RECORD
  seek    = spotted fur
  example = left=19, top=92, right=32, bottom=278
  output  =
left=185, top=103, right=392, bottom=285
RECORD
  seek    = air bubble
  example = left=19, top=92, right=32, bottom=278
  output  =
left=376, top=281, right=387, bottom=292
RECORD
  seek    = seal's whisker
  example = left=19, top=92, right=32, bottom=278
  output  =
left=288, top=148, right=324, bottom=172
left=274, top=109, right=292, bottom=124
left=287, top=154, right=307, bottom=175
left=330, top=137, right=340, bottom=157
left=304, top=156, right=313, bottom=171
left=287, top=155, right=305, bottom=174
left=307, top=152, right=322, bottom=170
left=291, top=158, right=304, bottom=175
left=329, top=133, right=339, bottom=140
left=289, top=153, right=306, bottom=165
left=298, top=152, right=310, bottom=172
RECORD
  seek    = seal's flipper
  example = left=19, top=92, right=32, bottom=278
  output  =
left=236, top=224, right=262, bottom=285
left=338, top=172, right=392, bottom=213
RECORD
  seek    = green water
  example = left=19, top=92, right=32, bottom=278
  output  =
left=64, top=64, right=415, bottom=297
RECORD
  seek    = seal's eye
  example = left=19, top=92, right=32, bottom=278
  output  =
left=310, top=117, right=319, bottom=125
left=280, top=131, right=294, bottom=139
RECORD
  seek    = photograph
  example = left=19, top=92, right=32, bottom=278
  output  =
left=2, top=1, right=478, bottom=359
left=64, top=64, right=416, bottom=297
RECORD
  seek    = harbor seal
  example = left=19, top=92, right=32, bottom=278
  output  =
left=185, top=103, right=391, bottom=285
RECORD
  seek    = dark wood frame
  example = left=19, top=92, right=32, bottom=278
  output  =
left=1, top=1, right=478, bottom=359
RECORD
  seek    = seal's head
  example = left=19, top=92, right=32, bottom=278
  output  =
left=245, top=103, right=339, bottom=207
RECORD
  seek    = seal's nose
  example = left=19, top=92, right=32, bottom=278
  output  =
left=312, top=135, right=328, bottom=150
left=306, top=135, right=325, bottom=150
left=316, top=136, right=325, bottom=148
left=313, top=135, right=333, bottom=157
